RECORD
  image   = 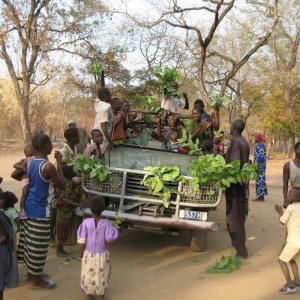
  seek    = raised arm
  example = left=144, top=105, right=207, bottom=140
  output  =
left=182, top=93, right=189, bottom=110
left=211, top=108, right=220, bottom=131
left=283, top=162, right=290, bottom=208
left=42, top=152, right=67, bottom=190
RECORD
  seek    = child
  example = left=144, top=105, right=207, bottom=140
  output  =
left=60, top=127, right=80, bottom=159
left=50, top=127, right=80, bottom=243
left=3, top=192, right=20, bottom=246
left=0, top=187, right=19, bottom=299
left=77, top=196, right=118, bottom=299
left=54, top=165, right=86, bottom=257
left=11, top=144, right=36, bottom=219
left=274, top=187, right=300, bottom=294
left=83, top=129, right=104, bottom=159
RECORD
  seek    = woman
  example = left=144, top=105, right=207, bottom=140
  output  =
left=253, top=133, right=268, bottom=201
left=17, top=134, right=67, bottom=290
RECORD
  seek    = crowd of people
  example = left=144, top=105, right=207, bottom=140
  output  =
left=1, top=83, right=299, bottom=298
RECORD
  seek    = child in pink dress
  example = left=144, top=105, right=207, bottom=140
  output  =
left=77, top=196, right=118, bottom=299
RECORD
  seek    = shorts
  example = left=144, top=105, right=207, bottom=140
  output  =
left=279, top=244, right=300, bottom=263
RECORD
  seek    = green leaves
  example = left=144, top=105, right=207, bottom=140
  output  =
left=207, top=248, right=242, bottom=274
left=189, top=154, right=258, bottom=191
left=64, top=154, right=111, bottom=182
left=111, top=213, right=125, bottom=229
left=210, top=94, right=233, bottom=109
left=142, top=164, right=184, bottom=208
left=154, top=65, right=179, bottom=97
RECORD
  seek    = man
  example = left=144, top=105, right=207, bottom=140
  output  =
left=225, top=119, right=250, bottom=258
left=93, top=87, right=114, bottom=150
left=194, top=99, right=220, bottom=133
left=161, top=81, right=189, bottom=113
left=283, top=142, right=300, bottom=208
left=126, top=116, right=162, bottom=146
left=67, top=120, right=90, bottom=154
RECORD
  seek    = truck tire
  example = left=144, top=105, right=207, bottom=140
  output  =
left=190, top=230, right=207, bottom=252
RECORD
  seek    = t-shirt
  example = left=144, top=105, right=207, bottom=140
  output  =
left=126, top=131, right=155, bottom=146
left=4, top=207, right=19, bottom=233
left=60, top=143, right=77, bottom=160
left=93, top=99, right=114, bottom=140
left=161, top=95, right=185, bottom=113
left=280, top=202, right=300, bottom=247
left=77, top=218, right=118, bottom=254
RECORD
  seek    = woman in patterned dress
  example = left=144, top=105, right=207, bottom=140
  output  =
left=253, top=133, right=268, bottom=201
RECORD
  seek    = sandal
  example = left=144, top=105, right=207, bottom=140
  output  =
left=31, top=280, right=57, bottom=290
left=26, top=271, right=50, bottom=281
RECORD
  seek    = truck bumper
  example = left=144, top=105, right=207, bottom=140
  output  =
left=102, top=210, right=220, bottom=232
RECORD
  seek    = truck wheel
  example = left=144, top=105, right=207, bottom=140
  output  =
left=190, top=230, right=207, bottom=252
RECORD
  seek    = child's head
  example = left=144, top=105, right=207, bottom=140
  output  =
left=91, top=129, right=104, bottom=145
left=121, top=100, right=130, bottom=112
left=3, top=191, right=18, bottom=209
left=286, top=188, right=300, bottom=205
left=64, top=128, right=80, bottom=144
left=170, top=130, right=178, bottom=143
left=62, top=164, right=76, bottom=181
left=88, top=195, right=105, bottom=216
left=24, top=144, right=36, bottom=158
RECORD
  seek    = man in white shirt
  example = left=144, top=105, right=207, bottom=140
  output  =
left=161, top=81, right=189, bottom=113
left=93, top=87, right=114, bottom=150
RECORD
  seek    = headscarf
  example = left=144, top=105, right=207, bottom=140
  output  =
left=255, top=133, right=266, bottom=142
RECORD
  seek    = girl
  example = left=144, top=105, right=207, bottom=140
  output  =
left=3, top=192, right=20, bottom=246
left=77, top=196, right=118, bottom=300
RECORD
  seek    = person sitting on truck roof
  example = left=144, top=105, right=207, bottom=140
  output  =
left=125, top=116, right=163, bottom=146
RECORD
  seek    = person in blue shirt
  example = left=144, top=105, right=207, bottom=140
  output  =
left=17, top=133, right=67, bottom=290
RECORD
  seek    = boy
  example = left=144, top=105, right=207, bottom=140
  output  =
left=83, top=129, right=104, bottom=159
left=274, top=187, right=300, bottom=293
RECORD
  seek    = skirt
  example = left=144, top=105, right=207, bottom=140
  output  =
left=80, top=250, right=111, bottom=296
left=17, top=218, right=50, bottom=275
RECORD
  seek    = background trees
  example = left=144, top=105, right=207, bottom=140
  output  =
left=0, top=0, right=299, bottom=157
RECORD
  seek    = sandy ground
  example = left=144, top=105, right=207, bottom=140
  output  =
left=0, top=144, right=297, bottom=300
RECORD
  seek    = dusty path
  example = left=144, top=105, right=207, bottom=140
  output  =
left=0, top=147, right=297, bottom=300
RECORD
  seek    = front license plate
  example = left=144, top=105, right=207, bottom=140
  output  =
left=179, top=210, right=207, bottom=221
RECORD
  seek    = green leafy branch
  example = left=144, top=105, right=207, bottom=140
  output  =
left=142, top=164, right=185, bottom=208
left=189, top=154, right=258, bottom=192
left=64, top=154, right=111, bottom=182
left=154, top=65, right=179, bottom=97
left=111, top=213, right=125, bottom=229
left=210, top=93, right=233, bottom=109
left=207, top=248, right=242, bottom=274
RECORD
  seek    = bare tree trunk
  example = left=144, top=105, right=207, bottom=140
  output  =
left=19, top=96, right=32, bottom=143
left=288, top=133, right=295, bottom=158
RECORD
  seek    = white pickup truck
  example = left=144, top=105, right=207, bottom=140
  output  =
left=82, top=143, right=222, bottom=251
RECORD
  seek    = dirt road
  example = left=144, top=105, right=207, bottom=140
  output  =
left=0, top=148, right=297, bottom=300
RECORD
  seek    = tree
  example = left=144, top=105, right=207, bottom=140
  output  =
left=0, top=0, right=106, bottom=142
left=119, top=0, right=279, bottom=104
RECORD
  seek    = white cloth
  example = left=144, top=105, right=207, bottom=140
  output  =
left=93, top=98, right=114, bottom=133
left=161, top=95, right=185, bottom=113
left=280, top=202, right=300, bottom=247
left=60, top=143, right=77, bottom=159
